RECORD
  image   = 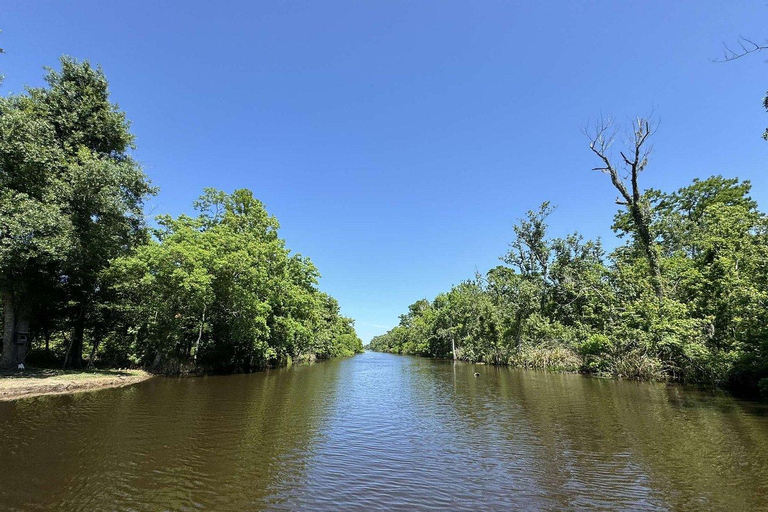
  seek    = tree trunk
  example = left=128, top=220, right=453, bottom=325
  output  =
left=632, top=205, right=664, bottom=299
left=1, top=290, right=31, bottom=369
left=1, top=289, right=16, bottom=369
left=67, top=304, right=85, bottom=369
left=194, top=305, right=206, bottom=366
left=87, top=332, right=101, bottom=369
left=587, top=116, right=662, bottom=300
left=514, top=309, right=524, bottom=350
left=15, top=309, right=30, bottom=366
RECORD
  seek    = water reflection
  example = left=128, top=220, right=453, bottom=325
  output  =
left=0, top=352, right=766, bottom=511
left=442, top=361, right=768, bottom=511
left=0, top=362, right=343, bottom=511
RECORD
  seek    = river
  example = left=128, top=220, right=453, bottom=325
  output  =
left=0, top=351, right=767, bottom=511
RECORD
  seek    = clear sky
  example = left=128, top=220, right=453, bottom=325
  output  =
left=2, top=1, right=766, bottom=342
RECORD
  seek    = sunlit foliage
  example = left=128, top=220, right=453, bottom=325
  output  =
left=370, top=177, right=768, bottom=398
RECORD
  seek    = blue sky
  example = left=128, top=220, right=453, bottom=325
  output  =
left=2, top=1, right=767, bottom=342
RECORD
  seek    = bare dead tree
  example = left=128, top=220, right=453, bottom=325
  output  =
left=583, top=116, right=664, bottom=299
left=713, top=36, right=768, bottom=62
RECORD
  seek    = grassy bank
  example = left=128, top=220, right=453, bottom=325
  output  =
left=0, top=368, right=153, bottom=402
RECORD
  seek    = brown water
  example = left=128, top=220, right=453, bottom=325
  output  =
left=1, top=351, right=767, bottom=511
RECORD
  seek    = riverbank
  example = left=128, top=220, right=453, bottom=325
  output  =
left=0, top=368, right=153, bottom=401
left=367, top=346, right=669, bottom=381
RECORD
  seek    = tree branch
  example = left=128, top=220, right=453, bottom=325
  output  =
left=713, top=36, right=768, bottom=62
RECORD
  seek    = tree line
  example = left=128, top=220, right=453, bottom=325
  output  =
left=370, top=119, right=768, bottom=399
left=0, top=57, right=362, bottom=372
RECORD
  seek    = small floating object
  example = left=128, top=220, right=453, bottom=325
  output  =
left=474, top=372, right=480, bottom=377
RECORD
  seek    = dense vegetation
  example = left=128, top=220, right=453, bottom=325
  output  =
left=370, top=123, right=768, bottom=398
left=0, top=58, right=362, bottom=373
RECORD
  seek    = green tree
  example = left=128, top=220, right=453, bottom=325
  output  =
left=105, top=189, right=361, bottom=372
left=0, top=71, right=70, bottom=367
left=372, top=172, right=768, bottom=396
left=0, top=57, right=154, bottom=368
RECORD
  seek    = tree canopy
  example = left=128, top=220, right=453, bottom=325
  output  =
left=370, top=172, right=768, bottom=399
left=0, top=58, right=362, bottom=372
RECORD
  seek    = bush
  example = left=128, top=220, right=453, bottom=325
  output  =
left=579, top=334, right=612, bottom=356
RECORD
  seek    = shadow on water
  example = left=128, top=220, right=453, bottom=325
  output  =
left=0, top=352, right=766, bottom=511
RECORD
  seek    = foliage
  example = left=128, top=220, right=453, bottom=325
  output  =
left=371, top=177, right=768, bottom=398
left=0, top=56, right=156, bottom=368
left=103, top=189, right=362, bottom=372
left=764, top=91, right=768, bottom=141
left=1, top=58, right=361, bottom=372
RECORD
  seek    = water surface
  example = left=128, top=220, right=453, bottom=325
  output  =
left=1, top=352, right=767, bottom=511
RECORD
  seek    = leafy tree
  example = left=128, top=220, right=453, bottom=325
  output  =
left=371, top=174, right=768, bottom=397
left=105, top=189, right=362, bottom=372
left=0, top=69, right=69, bottom=367
left=0, top=57, right=154, bottom=368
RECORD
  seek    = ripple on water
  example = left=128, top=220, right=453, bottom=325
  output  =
left=0, top=352, right=767, bottom=511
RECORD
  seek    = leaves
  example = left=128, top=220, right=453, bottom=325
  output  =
left=0, top=57, right=359, bottom=371
left=105, top=189, right=362, bottom=371
left=371, top=180, right=768, bottom=396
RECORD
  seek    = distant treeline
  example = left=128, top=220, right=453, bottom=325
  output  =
left=370, top=128, right=768, bottom=398
left=0, top=57, right=362, bottom=373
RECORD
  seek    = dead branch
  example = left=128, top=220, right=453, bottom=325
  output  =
left=583, top=115, right=664, bottom=299
left=713, top=36, right=768, bottom=62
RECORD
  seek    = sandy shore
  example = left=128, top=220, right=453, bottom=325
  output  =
left=0, top=368, right=153, bottom=402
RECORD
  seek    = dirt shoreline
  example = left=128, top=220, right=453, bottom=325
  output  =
left=0, top=369, right=153, bottom=402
